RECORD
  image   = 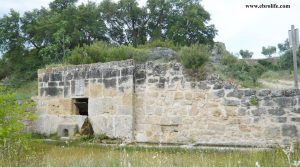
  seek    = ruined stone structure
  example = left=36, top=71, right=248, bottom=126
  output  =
left=34, top=59, right=300, bottom=146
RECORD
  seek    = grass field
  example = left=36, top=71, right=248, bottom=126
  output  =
left=3, top=141, right=300, bottom=167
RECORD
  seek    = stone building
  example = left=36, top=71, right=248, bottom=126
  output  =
left=33, top=59, right=300, bottom=146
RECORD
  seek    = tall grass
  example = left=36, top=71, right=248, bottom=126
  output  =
left=8, top=142, right=300, bottom=167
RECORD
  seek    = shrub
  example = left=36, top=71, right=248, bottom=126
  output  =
left=250, top=96, right=258, bottom=106
left=0, top=85, right=36, bottom=165
left=107, top=45, right=154, bottom=63
left=220, top=51, right=238, bottom=65
left=221, top=59, right=266, bottom=88
left=65, top=41, right=155, bottom=65
left=179, top=44, right=211, bottom=70
left=257, top=59, right=279, bottom=71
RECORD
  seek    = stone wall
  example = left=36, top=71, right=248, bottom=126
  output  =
left=35, top=60, right=134, bottom=140
left=134, top=62, right=300, bottom=146
left=34, top=60, right=300, bottom=146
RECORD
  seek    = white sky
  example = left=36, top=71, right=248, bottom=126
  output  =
left=0, top=0, right=299, bottom=58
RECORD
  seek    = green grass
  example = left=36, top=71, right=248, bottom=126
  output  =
left=260, top=70, right=294, bottom=80
left=14, top=80, right=38, bottom=100
left=3, top=141, right=300, bottom=167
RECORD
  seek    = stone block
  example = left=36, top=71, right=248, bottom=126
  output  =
left=157, top=77, right=166, bottom=88
left=117, top=106, right=133, bottom=115
left=241, top=98, right=250, bottom=107
left=174, top=92, right=184, bottom=100
left=42, top=73, right=49, bottom=82
left=265, top=126, right=280, bottom=138
left=114, top=116, right=133, bottom=139
left=213, top=83, right=222, bottom=89
left=282, top=124, right=298, bottom=137
left=283, top=89, right=298, bottom=97
left=258, top=89, right=271, bottom=97
left=292, top=108, right=300, bottom=114
left=103, top=69, right=120, bottom=78
left=57, top=123, right=78, bottom=137
left=214, top=89, right=225, bottom=97
left=291, top=117, right=300, bottom=122
left=268, top=108, right=285, bottom=116
left=223, top=82, right=234, bottom=89
left=89, top=83, right=103, bottom=98
left=121, top=68, right=133, bottom=76
left=239, top=124, right=251, bottom=132
left=237, top=108, right=247, bottom=116
left=274, top=97, right=297, bottom=107
left=198, top=82, right=210, bottom=90
left=272, top=117, right=287, bottom=123
left=262, top=100, right=275, bottom=106
left=251, top=108, right=266, bottom=116
left=244, top=89, right=256, bottom=96
left=48, top=82, right=58, bottom=87
left=148, top=78, right=158, bottom=83
left=41, top=87, right=63, bottom=97
left=271, top=90, right=284, bottom=97
left=185, top=92, right=193, bottom=100
left=118, top=76, right=129, bottom=85
left=103, top=78, right=116, bottom=88
left=223, top=99, right=240, bottom=106
left=50, top=73, right=62, bottom=81
left=153, top=64, right=167, bottom=76
left=227, top=90, right=243, bottom=98
left=89, top=116, right=112, bottom=136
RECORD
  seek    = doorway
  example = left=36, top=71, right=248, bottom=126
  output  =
left=73, top=98, right=88, bottom=116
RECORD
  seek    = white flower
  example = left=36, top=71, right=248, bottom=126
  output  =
left=293, top=161, right=300, bottom=167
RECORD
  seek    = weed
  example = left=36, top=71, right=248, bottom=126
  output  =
left=250, top=96, right=258, bottom=106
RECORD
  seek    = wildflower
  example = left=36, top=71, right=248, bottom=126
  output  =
left=255, top=161, right=260, bottom=167
left=294, top=161, right=300, bottom=167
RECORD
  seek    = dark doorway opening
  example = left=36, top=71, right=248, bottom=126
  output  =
left=63, top=129, right=69, bottom=137
left=74, top=98, right=88, bottom=116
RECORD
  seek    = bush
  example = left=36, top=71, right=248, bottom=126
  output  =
left=0, top=59, right=9, bottom=80
left=257, top=59, right=279, bottom=71
left=107, top=45, right=154, bottom=63
left=65, top=41, right=155, bottom=64
left=221, top=60, right=266, bottom=87
left=220, top=51, right=238, bottom=65
left=0, top=85, right=36, bottom=165
left=250, top=96, right=258, bottom=106
left=180, top=44, right=211, bottom=70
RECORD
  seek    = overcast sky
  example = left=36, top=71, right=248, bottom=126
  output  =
left=0, top=0, right=299, bottom=58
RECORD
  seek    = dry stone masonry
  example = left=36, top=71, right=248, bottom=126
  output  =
left=33, top=59, right=300, bottom=146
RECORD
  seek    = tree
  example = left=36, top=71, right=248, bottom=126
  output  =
left=76, top=2, right=107, bottom=46
left=100, top=0, right=148, bottom=47
left=49, top=0, right=77, bottom=11
left=278, top=39, right=289, bottom=53
left=239, top=49, right=253, bottom=59
left=261, top=46, right=276, bottom=58
left=146, top=0, right=171, bottom=40
left=278, top=47, right=300, bottom=70
left=165, top=0, right=216, bottom=46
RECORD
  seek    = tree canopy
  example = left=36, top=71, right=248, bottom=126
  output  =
left=261, top=46, right=276, bottom=58
left=239, top=49, right=253, bottom=59
left=0, top=0, right=216, bottom=83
